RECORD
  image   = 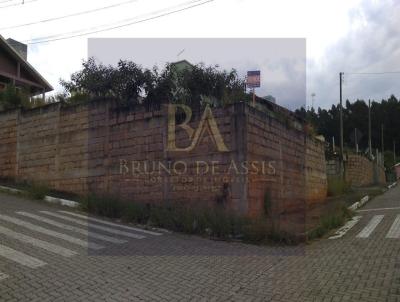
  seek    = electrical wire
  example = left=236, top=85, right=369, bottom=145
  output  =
left=0, top=0, right=37, bottom=8
left=345, top=71, right=400, bottom=75
left=25, top=0, right=213, bottom=44
left=1, top=0, right=141, bottom=30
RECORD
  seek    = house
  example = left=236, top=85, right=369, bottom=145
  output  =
left=0, top=35, right=53, bottom=97
left=170, top=59, right=194, bottom=74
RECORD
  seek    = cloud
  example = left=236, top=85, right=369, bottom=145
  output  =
left=308, top=0, right=400, bottom=109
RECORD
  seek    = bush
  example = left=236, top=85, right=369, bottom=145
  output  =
left=327, top=176, right=351, bottom=196
left=80, top=194, right=277, bottom=243
left=307, top=203, right=353, bottom=240
left=26, top=182, right=50, bottom=200
left=80, top=194, right=125, bottom=219
left=0, top=85, right=30, bottom=111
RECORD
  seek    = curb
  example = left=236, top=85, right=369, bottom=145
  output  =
left=348, top=195, right=369, bottom=211
left=0, top=185, right=79, bottom=208
left=44, top=196, right=79, bottom=208
left=0, top=185, right=22, bottom=194
left=348, top=181, right=397, bottom=211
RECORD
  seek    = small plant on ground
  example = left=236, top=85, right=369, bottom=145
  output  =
left=80, top=194, right=283, bottom=244
left=307, top=203, right=353, bottom=241
left=26, top=182, right=50, bottom=200
left=327, top=176, right=352, bottom=196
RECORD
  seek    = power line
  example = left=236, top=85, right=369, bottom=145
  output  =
left=344, top=71, right=400, bottom=75
left=0, top=0, right=14, bottom=4
left=0, top=0, right=37, bottom=8
left=25, top=0, right=213, bottom=44
left=1, top=0, right=140, bottom=30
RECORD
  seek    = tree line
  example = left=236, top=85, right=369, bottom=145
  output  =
left=295, top=95, right=400, bottom=167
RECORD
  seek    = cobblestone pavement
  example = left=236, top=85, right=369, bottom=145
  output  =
left=0, top=186, right=400, bottom=302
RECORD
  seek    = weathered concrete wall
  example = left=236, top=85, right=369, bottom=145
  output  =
left=0, top=100, right=328, bottom=229
left=341, top=154, right=386, bottom=187
left=245, top=106, right=327, bottom=233
left=0, top=110, right=17, bottom=179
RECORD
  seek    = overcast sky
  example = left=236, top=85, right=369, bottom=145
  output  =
left=1, top=0, right=399, bottom=109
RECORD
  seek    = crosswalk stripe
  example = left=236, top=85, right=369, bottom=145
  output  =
left=40, top=211, right=146, bottom=239
left=16, top=212, right=127, bottom=244
left=0, top=224, right=77, bottom=257
left=0, top=214, right=103, bottom=250
left=0, top=272, right=8, bottom=281
left=59, top=211, right=162, bottom=236
left=0, top=244, right=46, bottom=268
left=386, top=215, right=400, bottom=239
left=356, top=215, right=384, bottom=238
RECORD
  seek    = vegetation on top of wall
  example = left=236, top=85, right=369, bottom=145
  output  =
left=59, top=58, right=252, bottom=110
left=0, top=85, right=55, bottom=112
left=0, top=85, right=30, bottom=111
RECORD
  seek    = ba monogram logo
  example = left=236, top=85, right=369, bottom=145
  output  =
left=167, top=104, right=229, bottom=152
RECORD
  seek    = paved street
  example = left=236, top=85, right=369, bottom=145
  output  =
left=0, top=187, right=400, bottom=302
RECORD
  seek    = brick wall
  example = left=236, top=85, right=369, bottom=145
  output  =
left=0, top=100, right=328, bottom=233
left=0, top=110, right=18, bottom=179
left=245, top=106, right=327, bottom=233
left=344, top=154, right=386, bottom=187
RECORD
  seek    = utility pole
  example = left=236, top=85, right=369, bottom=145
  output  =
left=339, top=72, right=344, bottom=169
left=368, top=100, right=372, bottom=158
left=381, top=124, right=384, bottom=166
left=354, top=128, right=358, bottom=153
left=394, top=140, right=396, bottom=164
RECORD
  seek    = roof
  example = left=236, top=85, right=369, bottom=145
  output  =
left=0, top=35, right=53, bottom=92
left=170, top=60, right=194, bottom=73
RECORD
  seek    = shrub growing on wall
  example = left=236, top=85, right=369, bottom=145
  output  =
left=0, top=85, right=30, bottom=111
left=60, top=58, right=251, bottom=109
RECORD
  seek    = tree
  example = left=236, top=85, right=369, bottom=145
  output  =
left=60, top=58, right=250, bottom=109
left=298, top=96, right=400, bottom=167
left=0, top=85, right=30, bottom=111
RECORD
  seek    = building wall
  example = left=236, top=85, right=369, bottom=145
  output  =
left=0, top=46, right=17, bottom=76
left=0, top=100, right=328, bottom=233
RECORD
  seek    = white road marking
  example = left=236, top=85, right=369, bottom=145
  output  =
left=0, top=214, right=103, bottom=250
left=386, top=215, right=400, bottom=239
left=356, top=215, right=384, bottom=238
left=59, top=211, right=162, bottom=236
left=0, top=272, right=8, bottom=281
left=40, top=211, right=146, bottom=239
left=0, top=244, right=46, bottom=268
left=329, top=216, right=362, bottom=239
left=16, top=212, right=127, bottom=244
left=0, top=224, right=77, bottom=257
left=358, top=207, right=400, bottom=212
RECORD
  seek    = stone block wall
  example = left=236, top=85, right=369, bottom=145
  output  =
left=0, top=100, right=328, bottom=233
left=0, top=110, right=17, bottom=179
left=343, top=154, right=386, bottom=187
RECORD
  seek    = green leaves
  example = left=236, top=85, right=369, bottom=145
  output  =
left=0, top=85, right=30, bottom=111
left=60, top=58, right=248, bottom=109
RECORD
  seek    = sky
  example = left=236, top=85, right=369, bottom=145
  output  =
left=88, top=38, right=306, bottom=110
left=0, top=0, right=399, bottom=109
